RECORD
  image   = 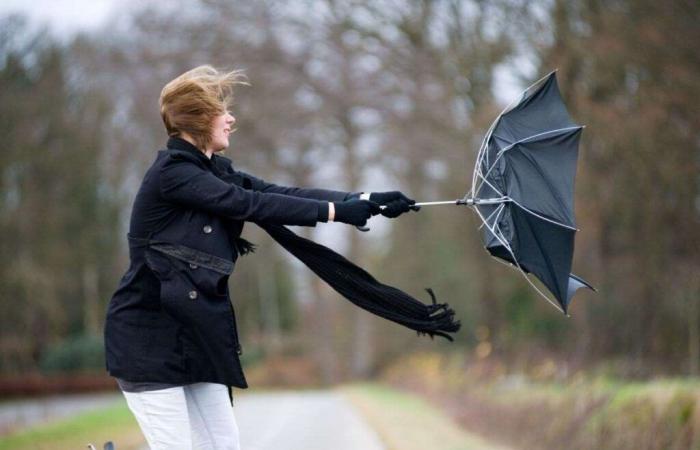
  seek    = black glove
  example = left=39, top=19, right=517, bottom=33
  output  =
left=369, top=191, right=415, bottom=205
left=333, top=200, right=381, bottom=226
left=369, top=191, right=420, bottom=218
left=380, top=199, right=413, bottom=218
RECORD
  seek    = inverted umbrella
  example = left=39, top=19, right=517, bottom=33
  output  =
left=411, top=71, right=594, bottom=314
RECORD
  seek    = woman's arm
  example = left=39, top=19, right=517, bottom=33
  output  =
left=236, top=170, right=361, bottom=203
left=159, top=155, right=328, bottom=226
left=233, top=171, right=417, bottom=219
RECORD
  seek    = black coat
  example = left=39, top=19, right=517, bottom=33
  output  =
left=104, top=136, right=352, bottom=390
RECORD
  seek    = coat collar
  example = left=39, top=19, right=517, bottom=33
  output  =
left=165, top=135, right=235, bottom=172
left=166, top=136, right=210, bottom=162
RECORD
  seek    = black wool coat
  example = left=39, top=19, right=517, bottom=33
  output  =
left=104, top=136, right=354, bottom=391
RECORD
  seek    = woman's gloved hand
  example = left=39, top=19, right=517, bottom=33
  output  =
left=368, top=191, right=420, bottom=218
left=368, top=191, right=414, bottom=205
left=380, top=199, right=418, bottom=218
left=333, top=200, right=381, bottom=226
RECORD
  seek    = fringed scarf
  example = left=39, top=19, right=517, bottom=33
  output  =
left=233, top=224, right=460, bottom=341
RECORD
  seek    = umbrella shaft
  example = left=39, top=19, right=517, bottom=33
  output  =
left=413, top=197, right=507, bottom=207
left=413, top=200, right=464, bottom=207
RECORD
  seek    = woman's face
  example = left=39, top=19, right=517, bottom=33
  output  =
left=209, top=110, right=236, bottom=152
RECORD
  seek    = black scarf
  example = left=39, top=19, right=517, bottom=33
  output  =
left=233, top=206, right=461, bottom=342
left=258, top=223, right=461, bottom=341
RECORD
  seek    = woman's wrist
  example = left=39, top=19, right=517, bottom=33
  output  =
left=328, top=202, right=335, bottom=221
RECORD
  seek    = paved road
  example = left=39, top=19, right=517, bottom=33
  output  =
left=235, top=390, right=385, bottom=450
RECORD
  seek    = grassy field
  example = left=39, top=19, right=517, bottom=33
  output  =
left=0, top=400, right=144, bottom=450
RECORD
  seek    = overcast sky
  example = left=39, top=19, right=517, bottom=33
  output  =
left=0, top=0, right=527, bottom=105
left=0, top=0, right=129, bottom=38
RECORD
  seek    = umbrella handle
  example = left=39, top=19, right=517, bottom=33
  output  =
left=354, top=203, right=423, bottom=232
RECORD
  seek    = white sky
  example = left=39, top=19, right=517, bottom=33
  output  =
left=0, top=0, right=527, bottom=103
left=0, top=0, right=128, bottom=38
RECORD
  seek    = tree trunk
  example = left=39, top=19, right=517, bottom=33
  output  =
left=82, top=264, right=100, bottom=337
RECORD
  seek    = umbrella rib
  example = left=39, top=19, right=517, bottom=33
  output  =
left=473, top=143, right=508, bottom=199
left=493, top=215, right=513, bottom=253
left=472, top=204, right=513, bottom=255
left=477, top=203, right=506, bottom=230
left=473, top=141, right=501, bottom=197
left=475, top=173, right=503, bottom=196
left=495, top=126, right=583, bottom=158
left=472, top=110, right=506, bottom=195
left=508, top=199, right=579, bottom=231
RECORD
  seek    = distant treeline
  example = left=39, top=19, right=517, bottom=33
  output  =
left=0, top=0, right=697, bottom=379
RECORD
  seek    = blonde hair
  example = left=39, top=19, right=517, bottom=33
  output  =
left=159, top=65, right=248, bottom=150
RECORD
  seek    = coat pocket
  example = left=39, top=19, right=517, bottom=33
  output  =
left=144, top=242, right=234, bottom=298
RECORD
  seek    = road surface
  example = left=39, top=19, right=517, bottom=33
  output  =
left=234, top=389, right=385, bottom=450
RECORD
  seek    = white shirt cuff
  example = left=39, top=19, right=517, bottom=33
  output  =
left=359, top=192, right=371, bottom=201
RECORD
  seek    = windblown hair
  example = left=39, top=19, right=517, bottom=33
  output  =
left=159, top=65, right=248, bottom=151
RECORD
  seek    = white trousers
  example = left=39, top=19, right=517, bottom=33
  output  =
left=121, top=382, right=241, bottom=450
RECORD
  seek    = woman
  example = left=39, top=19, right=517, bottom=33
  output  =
left=103, top=65, right=416, bottom=449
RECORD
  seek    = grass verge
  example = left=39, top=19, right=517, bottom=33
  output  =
left=0, top=399, right=144, bottom=450
left=380, top=351, right=700, bottom=450
left=337, top=382, right=513, bottom=450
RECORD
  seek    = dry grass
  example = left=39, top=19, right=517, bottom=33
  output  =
left=380, top=351, right=700, bottom=450
left=338, top=382, right=514, bottom=450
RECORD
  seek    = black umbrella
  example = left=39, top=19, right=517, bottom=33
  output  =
left=407, top=71, right=594, bottom=314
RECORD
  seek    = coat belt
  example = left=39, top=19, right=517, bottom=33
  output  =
left=127, top=234, right=234, bottom=275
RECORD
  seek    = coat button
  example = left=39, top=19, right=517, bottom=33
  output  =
left=188, top=290, right=198, bottom=300
left=189, top=263, right=198, bottom=269
left=203, top=225, right=212, bottom=234
left=236, top=344, right=243, bottom=355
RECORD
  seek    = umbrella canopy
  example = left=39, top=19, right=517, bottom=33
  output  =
left=469, top=71, right=594, bottom=314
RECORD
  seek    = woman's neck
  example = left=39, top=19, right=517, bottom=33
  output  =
left=179, top=133, right=213, bottom=159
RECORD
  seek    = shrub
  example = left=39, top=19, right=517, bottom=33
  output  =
left=39, top=334, right=105, bottom=373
